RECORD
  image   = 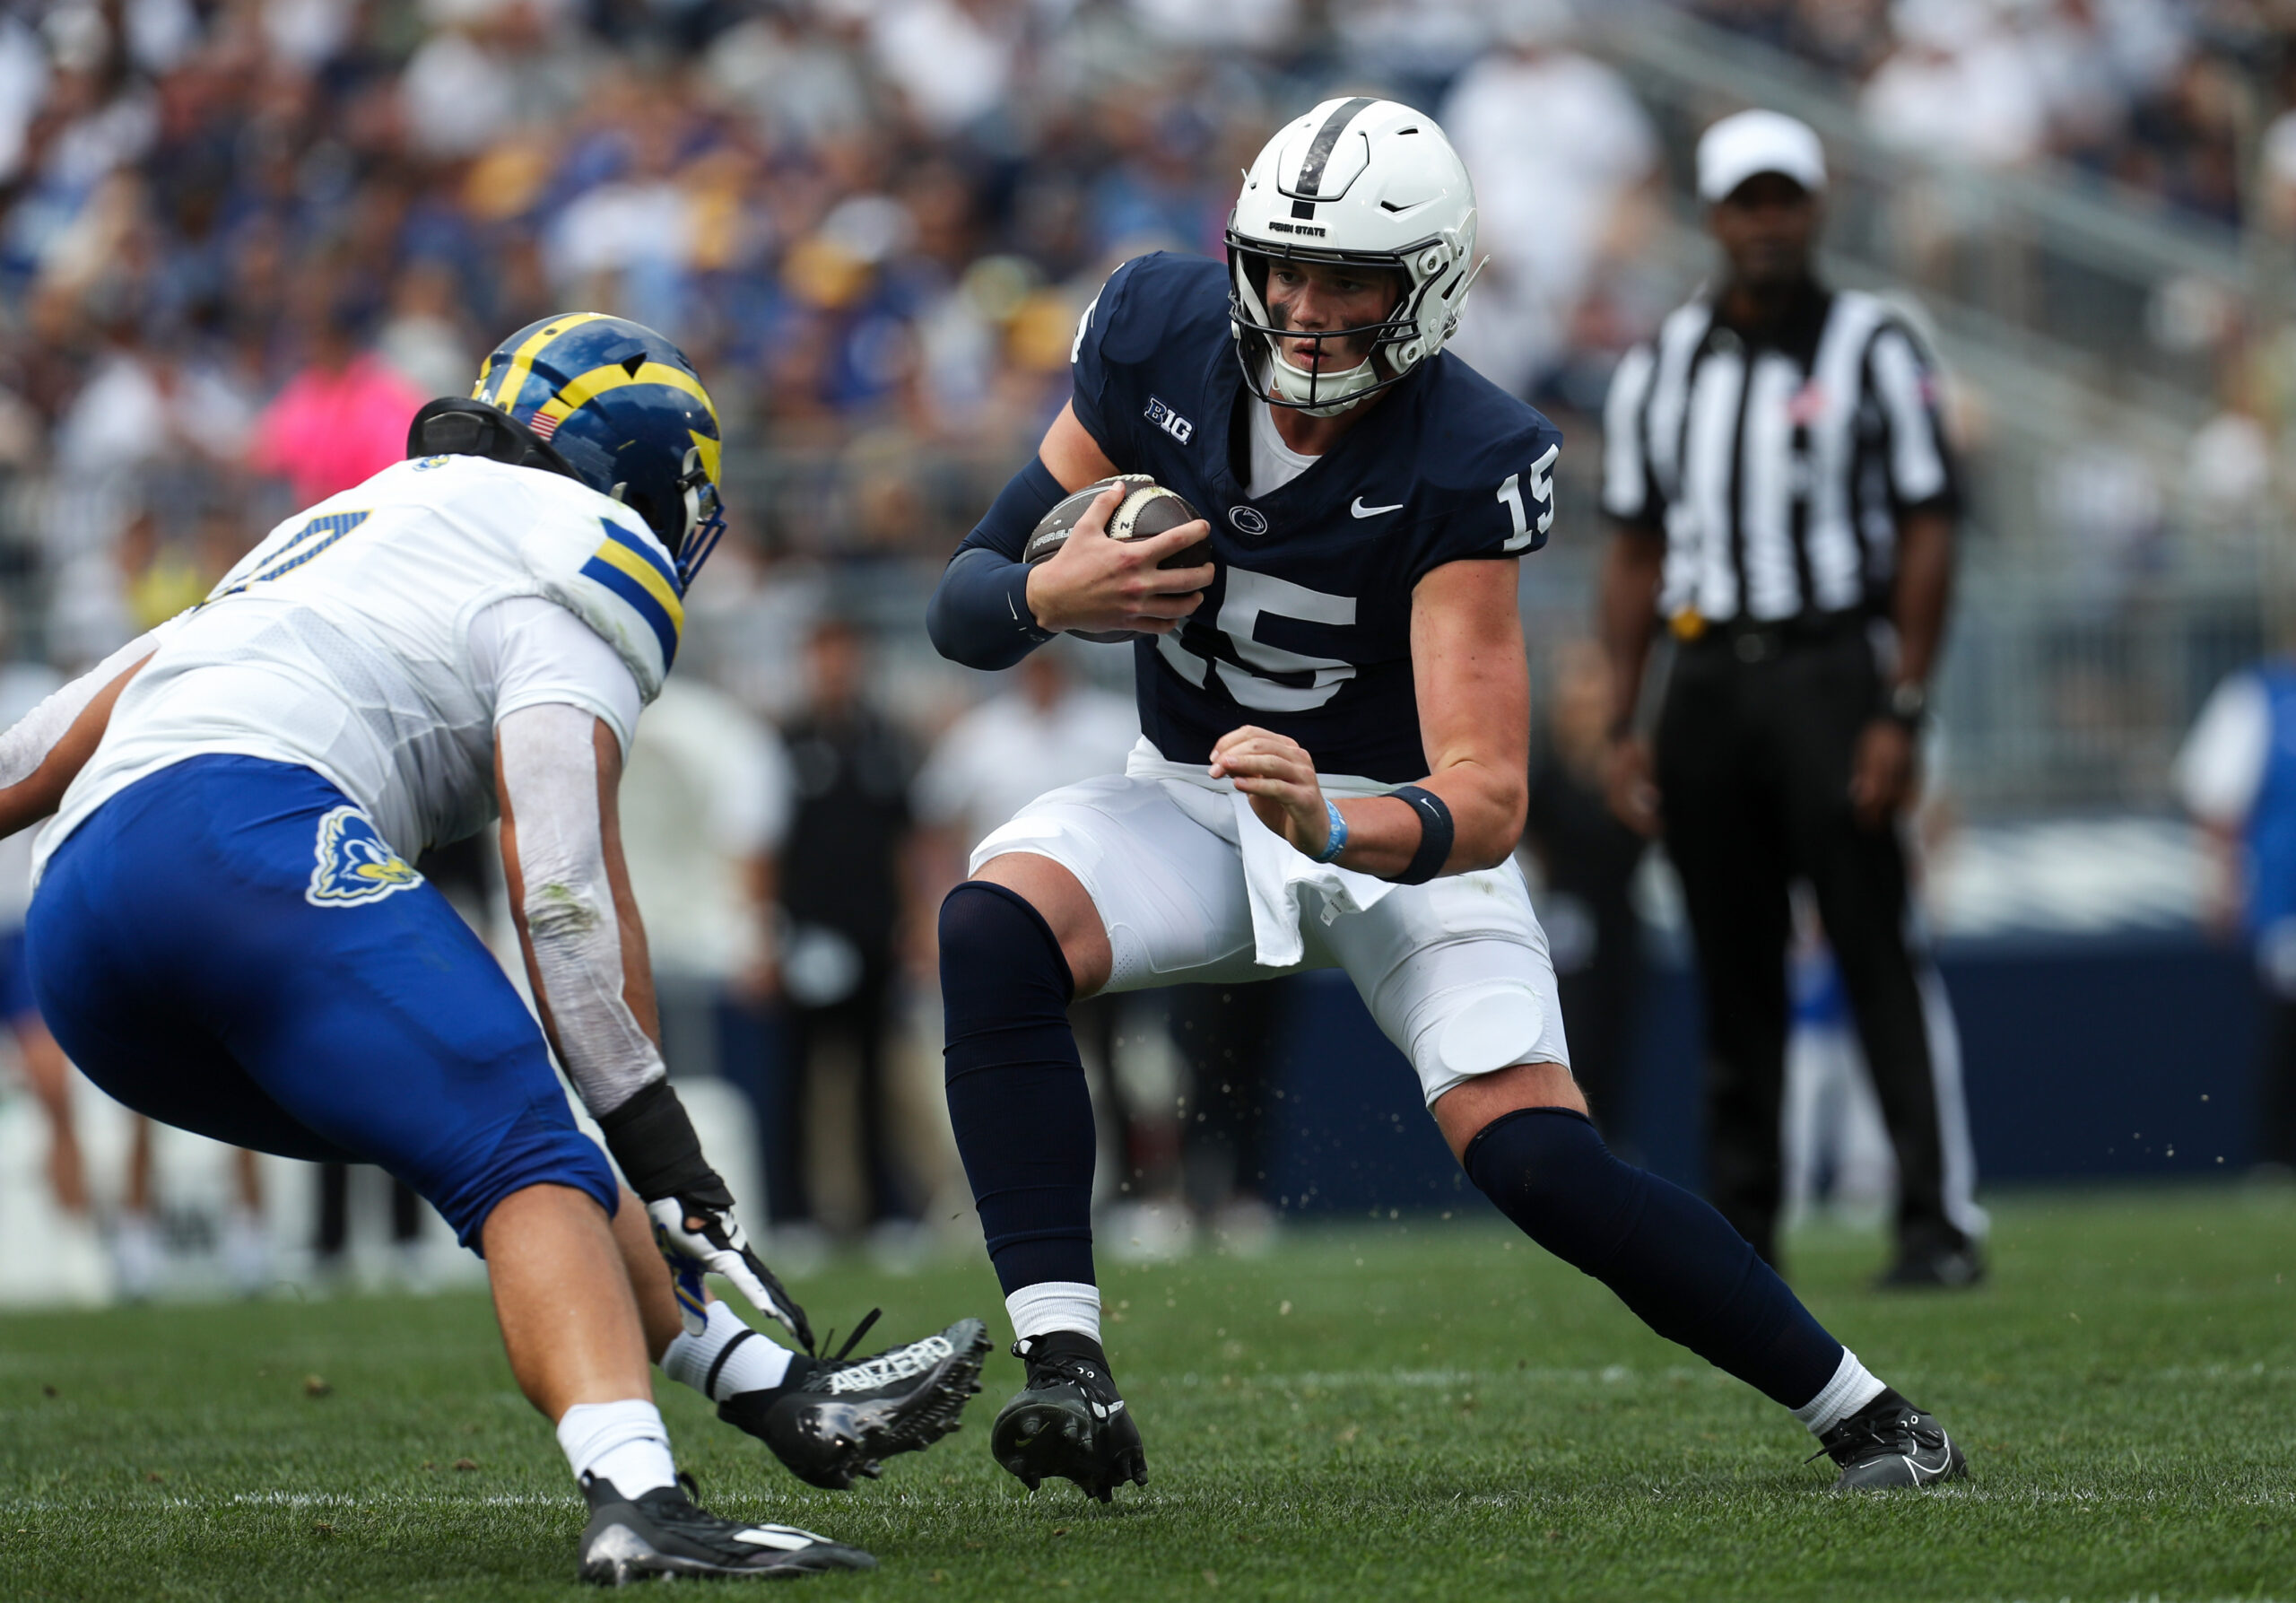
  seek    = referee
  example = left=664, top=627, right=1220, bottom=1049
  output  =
left=1597, top=109, right=1985, bottom=1288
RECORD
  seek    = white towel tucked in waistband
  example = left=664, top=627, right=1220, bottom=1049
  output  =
left=1122, top=737, right=1399, bottom=968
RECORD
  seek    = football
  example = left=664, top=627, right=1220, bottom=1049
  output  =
left=1022, top=475, right=1211, bottom=643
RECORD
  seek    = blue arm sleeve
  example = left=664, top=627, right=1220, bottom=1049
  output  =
left=926, top=456, right=1065, bottom=670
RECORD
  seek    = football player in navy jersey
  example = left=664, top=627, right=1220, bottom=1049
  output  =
left=928, top=99, right=1967, bottom=1501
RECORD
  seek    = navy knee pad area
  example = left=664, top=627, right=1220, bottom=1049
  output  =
left=940, top=882, right=1097, bottom=1293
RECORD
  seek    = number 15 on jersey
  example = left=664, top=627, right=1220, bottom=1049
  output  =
left=1498, top=443, right=1560, bottom=553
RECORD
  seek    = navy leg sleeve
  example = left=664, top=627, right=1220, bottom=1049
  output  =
left=939, top=880, right=1098, bottom=1293
left=1465, top=1107, right=1844, bottom=1410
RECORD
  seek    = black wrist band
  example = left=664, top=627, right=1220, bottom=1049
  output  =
left=596, top=1078, right=726, bottom=1205
left=1882, top=679, right=1928, bottom=728
left=1387, top=785, right=1454, bottom=885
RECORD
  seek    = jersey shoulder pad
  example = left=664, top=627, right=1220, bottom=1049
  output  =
left=1402, top=358, right=1563, bottom=569
left=515, top=475, right=683, bottom=702
left=1086, top=251, right=1228, bottom=365
left=1413, top=358, right=1558, bottom=491
left=1071, top=252, right=1228, bottom=454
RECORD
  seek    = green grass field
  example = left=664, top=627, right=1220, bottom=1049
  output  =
left=4, top=1187, right=2294, bottom=1601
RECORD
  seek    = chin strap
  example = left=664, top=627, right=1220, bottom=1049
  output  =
left=1265, top=350, right=1382, bottom=417
left=1268, top=358, right=1378, bottom=416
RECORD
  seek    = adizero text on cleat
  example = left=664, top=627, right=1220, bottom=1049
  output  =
left=722, top=1318, right=990, bottom=1491
left=1816, top=1387, right=1969, bottom=1490
left=576, top=1473, right=874, bottom=1584
left=990, top=1330, right=1148, bottom=1503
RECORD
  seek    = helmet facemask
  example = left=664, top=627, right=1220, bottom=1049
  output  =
left=610, top=446, right=727, bottom=588
left=1225, top=233, right=1468, bottom=417
left=672, top=449, right=728, bottom=588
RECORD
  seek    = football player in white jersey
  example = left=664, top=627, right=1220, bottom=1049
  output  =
left=0, top=315, right=987, bottom=1584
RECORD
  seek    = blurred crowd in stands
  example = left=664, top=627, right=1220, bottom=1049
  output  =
left=1698, top=0, right=2292, bottom=231
left=2, top=0, right=2292, bottom=665
left=0, top=0, right=1678, bottom=673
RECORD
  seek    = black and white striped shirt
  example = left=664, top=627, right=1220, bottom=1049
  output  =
left=1601, top=285, right=1956, bottom=627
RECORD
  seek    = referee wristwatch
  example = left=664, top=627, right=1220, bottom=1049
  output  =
left=1883, top=680, right=1928, bottom=727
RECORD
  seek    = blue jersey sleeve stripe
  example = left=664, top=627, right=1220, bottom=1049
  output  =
left=579, top=555, right=681, bottom=670
left=600, top=519, right=683, bottom=597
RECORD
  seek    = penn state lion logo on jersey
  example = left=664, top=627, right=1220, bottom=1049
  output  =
left=307, top=806, right=423, bottom=908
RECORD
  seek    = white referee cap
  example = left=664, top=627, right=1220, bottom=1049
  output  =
left=1697, top=109, right=1827, bottom=203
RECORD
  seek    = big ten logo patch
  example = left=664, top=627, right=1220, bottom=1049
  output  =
left=306, top=807, right=424, bottom=908
left=1144, top=396, right=1194, bottom=445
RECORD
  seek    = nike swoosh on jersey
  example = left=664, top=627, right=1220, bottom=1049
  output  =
left=1350, top=497, right=1404, bottom=518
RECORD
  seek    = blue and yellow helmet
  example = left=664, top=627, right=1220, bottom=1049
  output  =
left=441, top=312, right=727, bottom=586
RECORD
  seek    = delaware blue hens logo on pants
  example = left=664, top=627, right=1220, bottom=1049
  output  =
left=27, top=754, right=616, bottom=1250
left=307, top=806, right=423, bottom=908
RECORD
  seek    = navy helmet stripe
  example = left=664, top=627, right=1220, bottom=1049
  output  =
left=1296, top=97, right=1374, bottom=197
left=579, top=554, right=681, bottom=669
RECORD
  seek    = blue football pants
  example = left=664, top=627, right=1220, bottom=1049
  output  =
left=28, top=754, right=617, bottom=1249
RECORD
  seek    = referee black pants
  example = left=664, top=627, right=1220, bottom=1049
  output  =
left=1655, top=626, right=1970, bottom=1266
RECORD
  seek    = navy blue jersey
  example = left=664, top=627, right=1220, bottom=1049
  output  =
left=969, top=252, right=1561, bottom=783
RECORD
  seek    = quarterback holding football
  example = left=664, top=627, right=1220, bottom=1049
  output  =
left=928, top=99, right=1967, bottom=1499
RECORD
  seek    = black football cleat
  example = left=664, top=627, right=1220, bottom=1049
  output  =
left=720, top=1318, right=990, bottom=1491
left=1815, top=1387, right=1968, bottom=1490
left=576, top=1472, right=874, bottom=1584
left=990, top=1330, right=1148, bottom=1503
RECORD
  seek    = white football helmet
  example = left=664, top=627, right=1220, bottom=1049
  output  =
left=1226, top=97, right=1482, bottom=416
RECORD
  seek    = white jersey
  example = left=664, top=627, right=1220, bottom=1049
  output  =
left=0, top=661, right=63, bottom=928
left=41, top=454, right=683, bottom=874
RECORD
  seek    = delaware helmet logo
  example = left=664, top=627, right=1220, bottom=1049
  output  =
left=307, top=807, right=424, bottom=908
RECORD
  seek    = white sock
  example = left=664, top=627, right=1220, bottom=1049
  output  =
left=661, top=1300, right=796, bottom=1403
left=556, top=1399, right=678, bottom=1496
left=1005, top=1280, right=1100, bottom=1344
left=1792, top=1348, right=1888, bottom=1436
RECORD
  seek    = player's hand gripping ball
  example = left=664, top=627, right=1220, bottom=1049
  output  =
left=1024, top=475, right=1211, bottom=643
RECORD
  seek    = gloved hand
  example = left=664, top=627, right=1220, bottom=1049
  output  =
left=595, top=1078, right=816, bottom=1352
left=646, top=1187, right=814, bottom=1353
